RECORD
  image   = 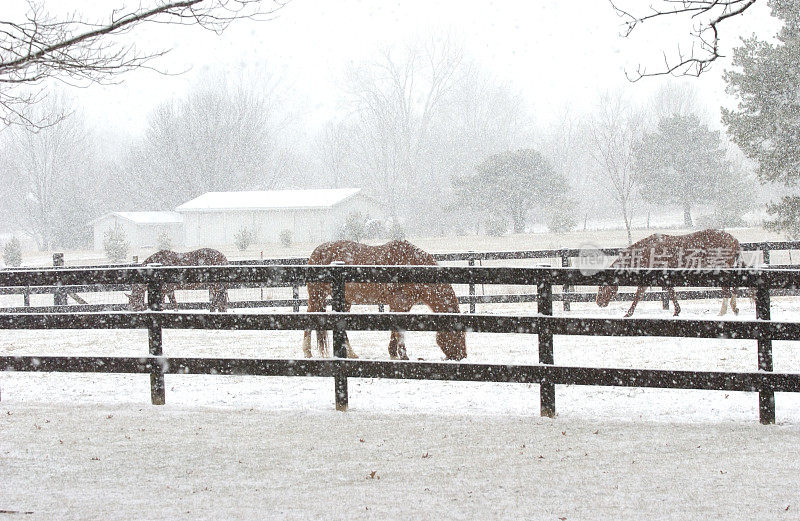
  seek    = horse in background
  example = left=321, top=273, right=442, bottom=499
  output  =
left=596, top=229, right=745, bottom=317
left=302, top=240, right=467, bottom=361
left=126, top=248, right=229, bottom=312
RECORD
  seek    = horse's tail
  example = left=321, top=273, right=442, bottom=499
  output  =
left=733, top=251, right=758, bottom=305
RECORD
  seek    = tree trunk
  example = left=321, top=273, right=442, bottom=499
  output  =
left=683, top=203, right=693, bottom=228
left=621, top=200, right=633, bottom=246
left=511, top=206, right=526, bottom=234
left=512, top=215, right=525, bottom=234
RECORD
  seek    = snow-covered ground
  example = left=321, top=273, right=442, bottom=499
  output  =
left=2, top=296, right=799, bottom=519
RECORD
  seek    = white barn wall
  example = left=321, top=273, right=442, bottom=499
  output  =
left=181, top=194, right=385, bottom=248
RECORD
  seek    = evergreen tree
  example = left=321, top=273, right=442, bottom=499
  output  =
left=3, top=236, right=22, bottom=267
left=156, top=230, right=173, bottom=251
left=103, top=225, right=129, bottom=263
left=634, top=115, right=728, bottom=227
left=722, top=0, right=800, bottom=237
left=454, top=149, right=568, bottom=234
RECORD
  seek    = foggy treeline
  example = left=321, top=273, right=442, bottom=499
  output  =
left=0, top=38, right=759, bottom=251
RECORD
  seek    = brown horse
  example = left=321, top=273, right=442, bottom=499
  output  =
left=596, top=229, right=743, bottom=317
left=302, top=240, right=467, bottom=360
left=126, top=248, right=228, bottom=312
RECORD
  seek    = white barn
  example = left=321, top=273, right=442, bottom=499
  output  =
left=176, top=188, right=384, bottom=247
left=91, top=212, right=184, bottom=251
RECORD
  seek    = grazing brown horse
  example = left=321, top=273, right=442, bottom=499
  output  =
left=596, top=229, right=743, bottom=317
left=126, top=248, right=228, bottom=312
left=302, top=240, right=467, bottom=360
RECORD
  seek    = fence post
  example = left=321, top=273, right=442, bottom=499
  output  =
left=561, top=253, right=571, bottom=312
left=661, top=288, right=670, bottom=310
left=331, top=262, right=348, bottom=411
left=52, top=253, right=67, bottom=306
left=537, top=281, right=555, bottom=418
left=756, top=285, right=774, bottom=424
left=762, top=245, right=771, bottom=266
left=147, top=279, right=165, bottom=406
left=292, top=284, right=300, bottom=312
left=468, top=254, right=476, bottom=314
left=23, top=286, right=30, bottom=307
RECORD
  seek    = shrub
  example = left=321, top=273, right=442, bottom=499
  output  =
left=103, top=225, right=130, bottom=263
left=365, top=219, right=385, bottom=240
left=388, top=219, right=406, bottom=240
left=234, top=227, right=254, bottom=252
left=342, top=211, right=367, bottom=242
left=279, top=229, right=292, bottom=247
left=156, top=230, right=172, bottom=251
left=2, top=236, right=22, bottom=267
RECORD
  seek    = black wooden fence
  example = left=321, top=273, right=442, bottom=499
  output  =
left=1, top=263, right=799, bottom=424
left=2, top=239, right=799, bottom=314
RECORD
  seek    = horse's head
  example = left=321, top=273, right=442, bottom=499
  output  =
left=437, top=330, right=466, bottom=360
left=126, top=285, right=147, bottom=311
left=596, top=284, right=618, bottom=308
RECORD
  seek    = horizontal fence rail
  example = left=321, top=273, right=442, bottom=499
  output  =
left=2, top=239, right=799, bottom=313
left=1, top=262, right=799, bottom=423
left=4, top=356, right=799, bottom=393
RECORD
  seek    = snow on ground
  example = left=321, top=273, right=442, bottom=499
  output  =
left=2, top=296, right=800, bottom=519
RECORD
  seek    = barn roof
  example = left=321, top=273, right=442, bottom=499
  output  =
left=90, top=211, right=184, bottom=225
left=175, top=188, right=363, bottom=212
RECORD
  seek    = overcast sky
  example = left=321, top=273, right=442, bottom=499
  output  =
left=60, top=0, right=781, bottom=138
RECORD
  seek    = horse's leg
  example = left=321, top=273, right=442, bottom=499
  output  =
left=668, top=286, right=680, bottom=316
left=719, top=287, right=730, bottom=316
left=317, top=329, right=330, bottom=357
left=209, top=286, right=217, bottom=312
left=301, top=329, right=313, bottom=358
left=388, top=300, right=411, bottom=359
left=624, top=286, right=647, bottom=317
left=396, top=330, right=408, bottom=360
left=730, top=288, right=739, bottom=315
left=344, top=331, right=358, bottom=359
left=388, top=330, right=400, bottom=360
left=166, top=286, right=178, bottom=310
left=305, top=283, right=328, bottom=358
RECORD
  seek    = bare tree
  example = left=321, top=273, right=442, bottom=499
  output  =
left=115, top=74, right=291, bottom=209
left=0, top=0, right=287, bottom=128
left=539, top=107, right=597, bottom=231
left=315, top=120, right=354, bottom=189
left=587, top=92, right=643, bottom=245
left=0, top=96, right=99, bottom=249
left=649, top=82, right=703, bottom=120
left=610, top=0, right=758, bottom=79
left=344, top=38, right=465, bottom=219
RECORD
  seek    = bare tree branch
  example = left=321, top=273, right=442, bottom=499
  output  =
left=610, top=0, right=758, bottom=80
left=0, top=0, right=289, bottom=129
